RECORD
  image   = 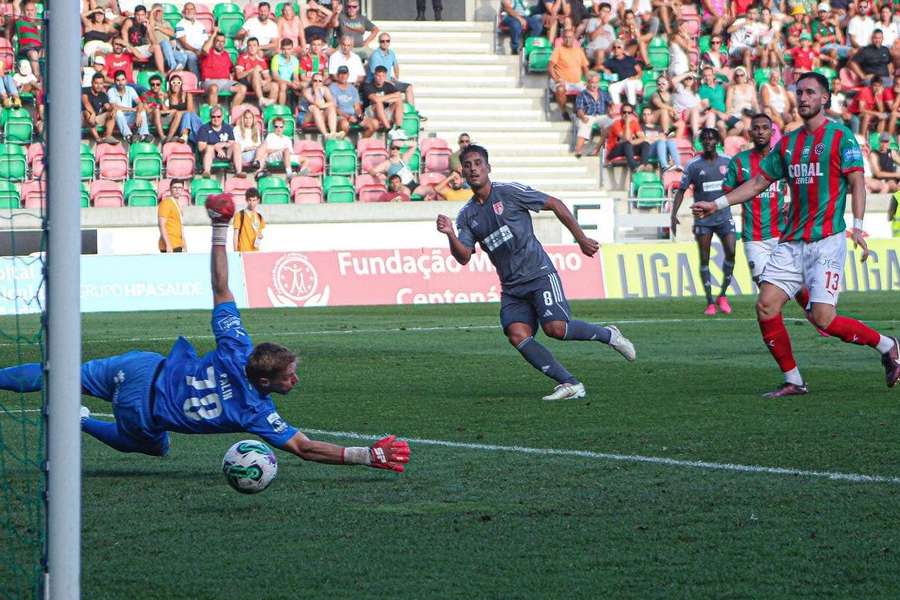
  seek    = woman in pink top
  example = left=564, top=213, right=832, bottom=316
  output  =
left=701, top=0, right=727, bottom=35
left=278, top=3, right=306, bottom=53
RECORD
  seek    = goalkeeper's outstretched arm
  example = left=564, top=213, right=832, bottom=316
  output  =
left=207, top=194, right=236, bottom=306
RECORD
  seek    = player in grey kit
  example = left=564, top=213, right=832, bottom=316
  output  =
left=671, top=127, right=738, bottom=316
left=436, top=144, right=636, bottom=401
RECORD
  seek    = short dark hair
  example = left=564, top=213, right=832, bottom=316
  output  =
left=246, top=187, right=260, bottom=200
left=170, top=178, right=186, bottom=187
left=91, top=72, right=105, bottom=82
left=246, top=342, right=296, bottom=385
left=280, top=38, right=293, bottom=47
left=795, top=71, right=831, bottom=107
left=598, top=2, right=611, bottom=9
left=374, top=65, right=388, bottom=73
left=258, top=1, right=270, bottom=8
left=388, top=173, right=402, bottom=182
left=749, top=112, right=773, bottom=125
left=134, top=4, right=147, bottom=13
left=149, top=74, right=162, bottom=84
left=699, top=127, right=721, bottom=141
left=246, top=36, right=259, bottom=45
left=309, top=35, right=324, bottom=44
left=113, top=70, right=127, bottom=80
left=460, top=144, right=489, bottom=165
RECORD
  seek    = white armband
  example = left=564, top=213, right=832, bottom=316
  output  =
left=342, top=446, right=371, bottom=466
left=212, top=224, right=228, bottom=246
left=853, top=218, right=864, bottom=231
left=714, top=196, right=730, bottom=211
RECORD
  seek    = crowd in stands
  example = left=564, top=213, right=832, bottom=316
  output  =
left=0, top=0, right=476, bottom=212
left=502, top=0, right=900, bottom=200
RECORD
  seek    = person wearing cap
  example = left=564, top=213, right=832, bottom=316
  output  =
left=868, top=132, right=900, bottom=193
left=329, top=64, right=374, bottom=137
left=789, top=33, right=819, bottom=72
left=850, top=28, right=893, bottom=86
left=812, top=3, right=850, bottom=62
left=847, top=0, right=876, bottom=48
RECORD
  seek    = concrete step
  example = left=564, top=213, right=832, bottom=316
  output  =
left=490, top=166, right=592, bottom=177
left=502, top=177, right=598, bottom=190
left=388, top=31, right=493, bottom=43
left=410, top=75, right=520, bottom=87
left=420, top=108, right=544, bottom=120
left=416, top=87, right=544, bottom=98
left=378, top=20, right=495, bottom=32
left=425, top=119, right=558, bottom=131
left=415, top=97, right=540, bottom=111
left=452, top=143, right=571, bottom=156
left=402, top=63, right=516, bottom=76
left=400, top=53, right=516, bottom=65
left=490, top=156, right=584, bottom=166
left=390, top=42, right=493, bottom=54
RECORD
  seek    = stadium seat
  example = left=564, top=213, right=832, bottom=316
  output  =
left=263, top=103, right=294, bottom=136
left=1, top=108, right=32, bottom=144
left=169, top=70, right=201, bottom=94
left=0, top=143, right=27, bottom=181
left=723, top=135, right=746, bottom=157
left=0, top=179, right=19, bottom=207
left=90, top=180, right=124, bottom=207
left=161, top=3, right=181, bottom=29
left=199, top=103, right=231, bottom=125
left=214, top=3, right=244, bottom=36
left=191, top=177, right=223, bottom=205
left=635, top=182, right=666, bottom=209
left=293, top=140, right=325, bottom=175
left=397, top=145, right=421, bottom=174
left=357, top=138, right=388, bottom=173
left=322, top=175, right=355, bottom=203
left=230, top=103, right=261, bottom=125
left=193, top=3, right=215, bottom=33
left=257, top=175, right=291, bottom=204
left=129, top=142, right=163, bottom=179
left=0, top=37, right=13, bottom=71
left=662, top=170, right=682, bottom=196
left=223, top=176, right=255, bottom=204
left=325, top=138, right=357, bottom=176
left=26, top=142, right=44, bottom=179
left=157, top=178, right=191, bottom=206
left=630, top=171, right=661, bottom=196
left=420, top=137, right=452, bottom=174
left=814, top=66, right=838, bottom=84
left=80, top=182, right=90, bottom=207
left=20, top=178, right=46, bottom=208
left=124, top=179, right=158, bottom=206
left=753, top=68, right=771, bottom=88
left=290, top=175, right=323, bottom=204
left=162, top=141, right=196, bottom=178
left=400, top=102, right=421, bottom=139
left=80, top=142, right=96, bottom=180
left=96, top=142, right=129, bottom=181
left=354, top=174, right=386, bottom=202
left=136, top=70, right=167, bottom=93
left=274, top=1, right=300, bottom=17
left=681, top=15, right=701, bottom=38
left=675, top=138, right=695, bottom=168
left=647, top=38, right=669, bottom=71
left=524, top=37, right=552, bottom=73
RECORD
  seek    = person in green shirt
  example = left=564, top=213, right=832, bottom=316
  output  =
left=698, top=66, right=728, bottom=139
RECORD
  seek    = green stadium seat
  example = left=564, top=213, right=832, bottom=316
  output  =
left=0, top=143, right=27, bottom=181
left=199, top=104, right=231, bottom=125
left=257, top=175, right=291, bottom=204
left=162, top=3, right=181, bottom=30
left=322, top=175, right=355, bottom=203
left=814, top=66, right=837, bottom=83
left=191, top=177, right=223, bottom=205
left=400, top=102, right=420, bottom=139
left=80, top=182, right=90, bottom=207
left=0, top=179, right=19, bottom=207
left=635, top=183, right=666, bottom=209
left=1, top=108, right=32, bottom=144
left=128, top=142, right=162, bottom=179
left=274, top=2, right=301, bottom=17
left=524, top=37, right=552, bottom=73
left=264, top=103, right=294, bottom=136
left=753, top=68, right=771, bottom=87
left=136, top=70, right=167, bottom=93
left=325, top=138, right=357, bottom=176
left=81, top=142, right=95, bottom=180
left=218, top=12, right=244, bottom=36
left=124, top=179, right=158, bottom=206
left=630, top=171, right=661, bottom=196
left=698, top=35, right=711, bottom=54
left=647, top=38, right=669, bottom=71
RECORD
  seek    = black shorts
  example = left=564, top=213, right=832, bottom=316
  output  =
left=694, top=218, right=736, bottom=239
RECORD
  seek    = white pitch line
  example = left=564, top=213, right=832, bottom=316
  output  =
left=6, top=409, right=898, bottom=486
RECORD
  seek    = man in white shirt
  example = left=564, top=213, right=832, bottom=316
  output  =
left=328, top=35, right=367, bottom=85
left=237, top=1, right=279, bottom=56
left=726, top=9, right=767, bottom=71
left=107, top=69, right=151, bottom=143
left=847, top=0, right=876, bottom=48
left=175, top=2, right=207, bottom=77
left=254, top=117, right=307, bottom=179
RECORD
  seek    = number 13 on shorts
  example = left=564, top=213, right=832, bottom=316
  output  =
left=824, top=270, right=840, bottom=291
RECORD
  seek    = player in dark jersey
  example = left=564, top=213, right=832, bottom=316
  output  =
left=436, top=145, right=636, bottom=401
left=693, top=72, right=900, bottom=396
left=0, top=194, right=410, bottom=472
left=672, top=128, right=737, bottom=316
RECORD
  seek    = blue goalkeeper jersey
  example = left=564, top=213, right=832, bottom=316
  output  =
left=150, top=302, right=299, bottom=448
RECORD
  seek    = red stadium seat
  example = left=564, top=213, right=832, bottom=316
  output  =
left=157, top=178, right=192, bottom=206
left=289, top=175, right=323, bottom=204
left=27, top=143, right=44, bottom=179
left=420, top=138, right=452, bottom=174
left=293, top=140, right=324, bottom=176
left=357, top=138, right=388, bottom=173
left=90, top=180, right=124, bottom=207
left=243, top=2, right=258, bottom=18
left=20, top=178, right=46, bottom=208
left=723, top=135, right=746, bottom=157
left=193, top=4, right=215, bottom=34
left=224, top=177, right=255, bottom=204
left=675, top=138, right=695, bottom=168
left=95, top=142, right=128, bottom=181
left=230, top=103, right=261, bottom=126
left=162, top=141, right=196, bottom=178
left=662, top=170, right=682, bottom=196
left=354, top=174, right=386, bottom=202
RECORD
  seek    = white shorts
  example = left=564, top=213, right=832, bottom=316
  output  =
left=744, top=238, right=779, bottom=279
left=548, top=79, right=586, bottom=94
left=760, top=233, right=847, bottom=306
left=576, top=114, right=614, bottom=139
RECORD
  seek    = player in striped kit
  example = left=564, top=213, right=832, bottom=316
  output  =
left=693, top=72, right=900, bottom=397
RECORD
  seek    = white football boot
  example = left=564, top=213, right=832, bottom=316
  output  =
left=607, top=325, right=636, bottom=362
left=542, top=382, right=586, bottom=401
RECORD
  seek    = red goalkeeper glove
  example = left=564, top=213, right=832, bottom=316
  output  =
left=368, top=435, right=410, bottom=473
left=205, top=193, right=235, bottom=223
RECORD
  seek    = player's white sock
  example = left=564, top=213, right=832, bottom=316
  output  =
left=783, top=367, right=803, bottom=385
left=876, top=335, right=895, bottom=354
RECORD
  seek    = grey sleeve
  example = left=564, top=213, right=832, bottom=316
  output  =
left=678, top=163, right=694, bottom=191
left=456, top=210, right=476, bottom=249
left=511, top=184, right=550, bottom=212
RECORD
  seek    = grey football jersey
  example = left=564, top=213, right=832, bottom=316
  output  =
left=680, top=154, right=733, bottom=226
left=456, top=181, right=556, bottom=288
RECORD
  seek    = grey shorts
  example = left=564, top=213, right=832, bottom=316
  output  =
left=500, top=273, right=571, bottom=334
left=694, top=218, right=736, bottom=239
left=202, top=79, right=238, bottom=91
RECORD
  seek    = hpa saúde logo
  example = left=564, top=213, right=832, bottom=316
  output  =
left=266, top=253, right=331, bottom=307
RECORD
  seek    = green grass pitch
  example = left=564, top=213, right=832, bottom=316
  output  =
left=6, top=292, right=900, bottom=599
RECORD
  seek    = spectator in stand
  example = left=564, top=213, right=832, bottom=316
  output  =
left=850, top=28, right=893, bottom=86
left=149, top=4, right=186, bottom=73
left=583, top=2, right=615, bottom=69
left=868, top=132, right=900, bottom=192
left=501, top=0, right=545, bottom=55
left=847, top=0, right=876, bottom=49
left=672, top=72, right=714, bottom=140
left=701, top=0, right=727, bottom=36
left=826, top=77, right=858, bottom=133
left=783, top=5, right=811, bottom=51
left=277, top=3, right=306, bottom=53
left=328, top=35, right=366, bottom=85
left=853, top=77, right=892, bottom=134
left=157, top=179, right=186, bottom=253
left=165, top=73, right=202, bottom=143
left=602, top=39, right=642, bottom=107
left=573, top=72, right=613, bottom=157
left=7, top=1, right=42, bottom=83
left=304, top=1, right=334, bottom=45
left=875, top=5, right=897, bottom=47
left=139, top=73, right=170, bottom=141
left=759, top=68, right=795, bottom=130
left=618, top=9, right=651, bottom=66
left=651, top=0, right=679, bottom=35
left=339, top=1, right=379, bottom=59
left=0, top=60, right=19, bottom=108
left=197, top=105, right=244, bottom=178
left=667, top=19, right=693, bottom=77
left=699, top=34, right=728, bottom=71
left=234, top=108, right=263, bottom=174
left=118, top=0, right=144, bottom=19
left=233, top=188, right=266, bottom=252
left=604, top=102, right=651, bottom=171
left=888, top=78, right=900, bottom=136
left=542, top=0, right=571, bottom=43
left=256, top=116, right=308, bottom=179
left=726, top=8, right=766, bottom=73
left=300, top=36, right=329, bottom=82
left=434, top=171, right=474, bottom=201
left=13, top=59, right=38, bottom=97
left=82, top=8, right=117, bottom=63
left=271, top=38, right=302, bottom=106
left=121, top=5, right=166, bottom=76
left=299, top=73, right=341, bottom=138
left=639, top=105, right=681, bottom=171
left=107, top=69, right=151, bottom=143
left=360, top=65, right=404, bottom=134
left=82, top=71, right=117, bottom=144
left=236, top=37, right=279, bottom=107
left=758, top=7, right=788, bottom=69
left=237, top=1, right=279, bottom=56
left=329, top=65, right=369, bottom=136
left=548, top=28, right=589, bottom=120
left=367, top=33, right=415, bottom=105
left=449, top=133, right=470, bottom=173
left=649, top=74, right=682, bottom=136
left=379, top=174, right=411, bottom=202
left=201, top=31, right=247, bottom=109
left=698, top=66, right=729, bottom=138
left=174, top=2, right=206, bottom=77
left=812, top=3, right=849, bottom=64
left=367, top=139, right=432, bottom=196
left=100, top=39, right=138, bottom=88
left=789, top=33, right=819, bottom=73
left=724, top=66, right=758, bottom=135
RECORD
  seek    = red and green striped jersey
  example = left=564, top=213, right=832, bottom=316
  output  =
left=14, top=18, right=41, bottom=50
left=759, top=120, right=864, bottom=242
left=723, top=148, right=787, bottom=242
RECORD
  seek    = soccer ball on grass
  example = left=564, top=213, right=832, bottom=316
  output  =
left=222, top=440, right=278, bottom=494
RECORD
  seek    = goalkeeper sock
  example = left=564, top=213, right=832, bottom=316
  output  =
left=700, top=266, right=713, bottom=305
left=516, top=336, right=577, bottom=384
left=563, top=320, right=612, bottom=343
left=0, top=363, right=43, bottom=392
left=212, top=224, right=228, bottom=246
